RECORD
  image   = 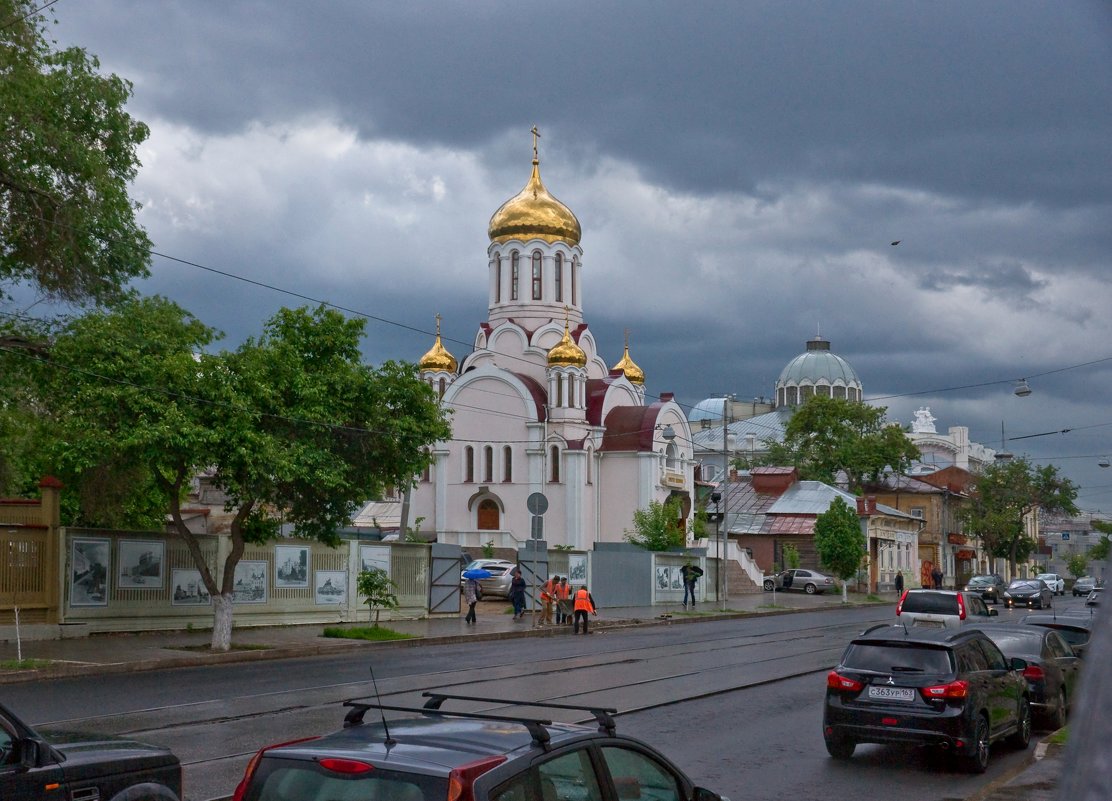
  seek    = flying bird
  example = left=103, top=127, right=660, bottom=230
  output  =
left=890, top=240, right=901, bottom=246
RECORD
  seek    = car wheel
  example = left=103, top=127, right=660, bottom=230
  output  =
left=763, top=579, right=775, bottom=591
left=805, top=583, right=817, bottom=594
left=825, top=737, right=855, bottom=759
left=1046, top=689, right=1067, bottom=731
left=960, top=715, right=991, bottom=774
left=1009, top=699, right=1031, bottom=749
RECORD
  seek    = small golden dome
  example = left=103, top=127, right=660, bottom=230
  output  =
left=488, top=149, right=581, bottom=246
left=418, top=316, right=457, bottom=373
left=547, top=316, right=587, bottom=368
left=612, top=344, right=645, bottom=385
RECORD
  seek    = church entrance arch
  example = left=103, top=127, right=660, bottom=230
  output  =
left=477, top=499, right=500, bottom=530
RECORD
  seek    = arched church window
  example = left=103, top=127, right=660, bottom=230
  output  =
left=786, top=386, right=798, bottom=406
left=464, top=446, right=474, bottom=483
left=571, top=257, right=578, bottom=305
left=531, top=251, right=543, bottom=300
left=503, top=446, right=513, bottom=482
left=666, top=442, right=679, bottom=471
left=422, top=449, right=431, bottom=482
left=510, top=251, right=519, bottom=300
left=554, top=253, right=563, bottom=302
left=817, top=385, right=831, bottom=398
left=549, top=445, right=560, bottom=483
left=801, top=385, right=814, bottom=401
left=586, top=446, right=593, bottom=484
left=849, top=387, right=860, bottom=402
left=555, top=373, right=564, bottom=407
left=438, top=377, right=446, bottom=399
left=483, top=445, right=493, bottom=483
left=833, top=385, right=846, bottom=400
left=493, top=252, right=501, bottom=303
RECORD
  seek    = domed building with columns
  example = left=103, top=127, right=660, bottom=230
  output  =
left=407, top=138, right=694, bottom=550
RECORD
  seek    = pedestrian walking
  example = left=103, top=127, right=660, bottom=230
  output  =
left=680, top=561, right=703, bottom=608
left=509, top=569, right=527, bottom=620
left=894, top=570, right=905, bottom=596
left=555, top=576, right=571, bottom=624
left=931, top=565, right=943, bottom=590
left=463, top=577, right=480, bottom=624
left=573, top=585, right=598, bottom=634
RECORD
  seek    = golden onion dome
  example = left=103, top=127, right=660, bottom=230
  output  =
left=418, top=316, right=457, bottom=373
left=488, top=145, right=581, bottom=246
left=612, top=343, right=645, bottom=386
left=547, top=316, right=587, bottom=368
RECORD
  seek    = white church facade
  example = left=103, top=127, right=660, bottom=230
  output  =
left=408, top=138, right=694, bottom=550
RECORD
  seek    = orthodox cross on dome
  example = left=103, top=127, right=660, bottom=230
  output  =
left=531, top=124, right=541, bottom=161
left=435, top=313, right=442, bottom=336
left=624, top=328, right=631, bottom=348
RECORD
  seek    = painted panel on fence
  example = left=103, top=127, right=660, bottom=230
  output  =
left=118, top=540, right=164, bottom=589
left=655, top=565, right=671, bottom=591
left=360, top=545, right=391, bottom=577
left=171, top=568, right=212, bottom=605
left=70, top=538, right=110, bottom=606
left=670, top=568, right=683, bottom=591
left=275, top=545, right=309, bottom=588
left=568, top=554, right=587, bottom=585
left=315, top=570, right=347, bottom=604
left=233, top=560, right=268, bottom=604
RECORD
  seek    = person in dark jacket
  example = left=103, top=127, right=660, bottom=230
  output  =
left=509, top=569, right=527, bottom=620
left=680, top=562, right=703, bottom=608
left=894, top=570, right=905, bottom=595
left=463, top=578, right=480, bottom=624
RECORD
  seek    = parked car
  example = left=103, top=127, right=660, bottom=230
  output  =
left=963, top=574, right=1007, bottom=603
left=1003, top=579, right=1054, bottom=609
left=1072, top=576, right=1097, bottom=596
left=762, top=568, right=835, bottom=594
left=460, top=559, right=516, bottom=599
left=895, top=589, right=998, bottom=629
left=1086, top=587, right=1103, bottom=606
left=0, top=702, right=182, bottom=801
left=966, top=623, right=1081, bottom=730
left=232, top=693, right=729, bottom=801
left=823, top=626, right=1031, bottom=772
left=1036, top=573, right=1066, bottom=596
left=1020, top=612, right=1094, bottom=658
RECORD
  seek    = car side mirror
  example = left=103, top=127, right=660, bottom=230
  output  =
left=988, top=608, right=998, bottom=617
left=694, top=788, right=727, bottom=801
left=20, top=739, right=40, bottom=769
left=1009, top=656, right=1028, bottom=671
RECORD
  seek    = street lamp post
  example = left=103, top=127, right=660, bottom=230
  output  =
left=710, top=491, right=721, bottom=603
left=720, top=395, right=733, bottom=611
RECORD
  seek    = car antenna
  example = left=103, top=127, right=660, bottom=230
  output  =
left=368, top=661, right=396, bottom=748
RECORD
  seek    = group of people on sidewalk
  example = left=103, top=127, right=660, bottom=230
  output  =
left=462, top=569, right=598, bottom=633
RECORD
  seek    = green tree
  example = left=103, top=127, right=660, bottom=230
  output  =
left=814, top=496, right=865, bottom=603
left=1090, top=520, right=1112, bottom=562
left=959, top=458, right=1078, bottom=577
left=37, top=300, right=451, bottom=650
left=763, top=396, right=920, bottom=491
left=1066, top=552, right=1090, bottom=581
left=1, top=0, right=151, bottom=304
left=781, top=542, right=801, bottom=570
left=356, top=568, right=399, bottom=626
left=625, top=498, right=685, bottom=551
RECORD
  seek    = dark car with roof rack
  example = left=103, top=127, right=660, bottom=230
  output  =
left=232, top=693, right=729, bottom=801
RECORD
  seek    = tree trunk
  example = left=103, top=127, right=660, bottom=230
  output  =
left=211, top=593, right=234, bottom=651
left=842, top=583, right=848, bottom=604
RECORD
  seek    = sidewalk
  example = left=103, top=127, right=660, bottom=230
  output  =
left=0, top=590, right=1063, bottom=801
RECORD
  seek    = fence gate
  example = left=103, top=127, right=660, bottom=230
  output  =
left=517, top=543, right=549, bottom=611
left=428, top=543, right=463, bottom=615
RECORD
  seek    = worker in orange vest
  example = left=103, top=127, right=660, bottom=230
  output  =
left=572, top=585, right=598, bottom=634
left=540, top=576, right=557, bottom=625
left=555, top=576, right=572, bottom=624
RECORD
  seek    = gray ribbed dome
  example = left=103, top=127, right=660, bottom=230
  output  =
left=689, top=397, right=729, bottom=423
left=776, top=336, right=862, bottom=407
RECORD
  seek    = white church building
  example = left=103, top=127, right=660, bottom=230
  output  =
left=408, top=139, right=694, bottom=550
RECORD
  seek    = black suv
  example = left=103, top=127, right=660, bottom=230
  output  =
left=963, top=574, right=1007, bottom=603
left=233, top=693, right=728, bottom=801
left=0, top=702, right=182, bottom=801
left=823, top=626, right=1031, bottom=773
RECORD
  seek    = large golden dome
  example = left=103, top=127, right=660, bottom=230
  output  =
left=612, top=344, right=645, bottom=386
left=488, top=157, right=581, bottom=247
left=547, top=317, right=587, bottom=368
left=418, top=316, right=457, bottom=373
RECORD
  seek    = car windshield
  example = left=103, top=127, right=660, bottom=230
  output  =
left=968, top=577, right=993, bottom=585
left=246, top=758, right=448, bottom=801
left=899, top=592, right=958, bottom=614
left=842, top=642, right=953, bottom=674
left=1036, top=575, right=1056, bottom=581
left=1008, top=581, right=1040, bottom=590
left=980, top=630, right=1043, bottom=655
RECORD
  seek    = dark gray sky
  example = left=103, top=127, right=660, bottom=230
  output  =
left=33, top=0, right=1112, bottom=508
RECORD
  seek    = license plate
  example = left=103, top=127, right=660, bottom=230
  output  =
left=911, top=619, right=943, bottom=628
left=869, top=686, right=915, bottom=702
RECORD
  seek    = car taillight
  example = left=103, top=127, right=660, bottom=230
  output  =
left=957, top=593, right=966, bottom=620
left=921, top=680, right=969, bottom=699
left=895, top=590, right=908, bottom=615
left=231, top=737, right=320, bottom=801
left=1023, top=665, right=1046, bottom=681
left=447, top=755, right=507, bottom=801
left=319, top=758, right=374, bottom=774
left=827, top=671, right=864, bottom=692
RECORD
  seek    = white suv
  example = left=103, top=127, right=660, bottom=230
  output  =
left=1036, top=573, right=1065, bottom=595
left=895, top=589, right=998, bottom=629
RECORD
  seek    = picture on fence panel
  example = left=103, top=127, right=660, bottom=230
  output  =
left=655, top=565, right=671, bottom=591
left=274, top=545, right=309, bottom=588
left=233, top=560, right=268, bottom=604
left=568, top=554, right=586, bottom=584
left=315, top=570, right=348, bottom=605
left=360, top=545, right=391, bottom=577
left=70, top=538, right=110, bottom=606
left=172, top=568, right=212, bottom=606
left=670, top=568, right=683, bottom=591
left=118, top=540, right=164, bottom=589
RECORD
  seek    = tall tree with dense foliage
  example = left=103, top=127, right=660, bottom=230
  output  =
left=626, top=498, right=686, bottom=551
left=762, top=396, right=920, bottom=491
left=1, top=0, right=151, bottom=304
left=38, top=299, right=451, bottom=650
left=814, top=496, right=865, bottom=603
left=960, top=458, right=1078, bottom=577
left=1089, top=520, right=1112, bottom=562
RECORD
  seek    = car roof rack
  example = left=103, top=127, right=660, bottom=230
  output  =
left=421, top=693, right=618, bottom=736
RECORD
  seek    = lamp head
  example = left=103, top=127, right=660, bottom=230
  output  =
left=710, top=491, right=722, bottom=503
left=1014, top=379, right=1032, bottom=397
